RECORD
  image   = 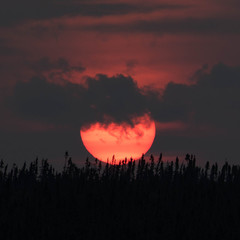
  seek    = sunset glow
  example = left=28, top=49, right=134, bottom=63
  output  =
left=80, top=116, right=156, bottom=163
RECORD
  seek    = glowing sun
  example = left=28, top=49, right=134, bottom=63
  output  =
left=80, top=115, right=156, bottom=163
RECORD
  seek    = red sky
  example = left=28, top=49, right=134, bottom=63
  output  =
left=1, top=0, right=240, bottom=167
left=1, top=0, right=239, bottom=86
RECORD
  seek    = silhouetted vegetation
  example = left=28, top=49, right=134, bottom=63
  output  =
left=0, top=153, right=240, bottom=239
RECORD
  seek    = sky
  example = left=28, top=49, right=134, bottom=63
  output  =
left=0, top=0, right=240, bottom=167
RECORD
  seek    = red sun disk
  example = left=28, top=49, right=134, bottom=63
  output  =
left=80, top=116, right=156, bottom=163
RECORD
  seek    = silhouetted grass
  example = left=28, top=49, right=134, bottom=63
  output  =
left=0, top=153, right=239, bottom=240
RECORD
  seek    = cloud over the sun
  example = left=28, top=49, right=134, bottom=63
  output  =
left=7, top=74, right=157, bottom=127
left=7, top=63, right=240, bottom=135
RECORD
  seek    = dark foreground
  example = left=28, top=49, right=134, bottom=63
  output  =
left=0, top=153, right=240, bottom=240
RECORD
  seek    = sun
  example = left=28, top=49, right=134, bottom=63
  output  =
left=80, top=115, right=156, bottom=163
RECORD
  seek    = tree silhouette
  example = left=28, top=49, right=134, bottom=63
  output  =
left=0, top=152, right=239, bottom=239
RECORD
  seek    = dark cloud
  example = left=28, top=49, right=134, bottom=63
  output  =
left=28, top=57, right=86, bottom=83
left=0, top=1, right=187, bottom=26
left=156, top=63, right=240, bottom=128
left=149, top=63, right=240, bottom=164
left=126, top=60, right=138, bottom=70
left=31, top=57, right=86, bottom=74
left=124, top=59, right=138, bottom=75
left=189, top=64, right=209, bottom=83
left=7, top=63, right=240, bottom=132
left=86, top=17, right=240, bottom=35
left=0, top=46, right=18, bottom=56
left=0, top=38, right=22, bottom=56
left=27, top=24, right=65, bottom=40
left=7, top=74, right=156, bottom=127
left=212, top=0, right=240, bottom=7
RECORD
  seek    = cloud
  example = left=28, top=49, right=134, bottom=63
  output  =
left=0, top=1, right=187, bottom=26
left=212, top=0, right=240, bottom=7
left=31, top=57, right=85, bottom=74
left=86, top=17, right=240, bottom=35
left=153, top=63, right=240, bottom=129
left=29, top=57, right=86, bottom=83
left=7, top=63, right=240, bottom=133
left=149, top=63, right=240, bottom=163
left=0, top=38, right=22, bottom=56
left=7, top=74, right=157, bottom=128
left=125, top=59, right=138, bottom=75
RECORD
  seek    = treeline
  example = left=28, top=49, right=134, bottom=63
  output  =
left=0, top=153, right=240, bottom=240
